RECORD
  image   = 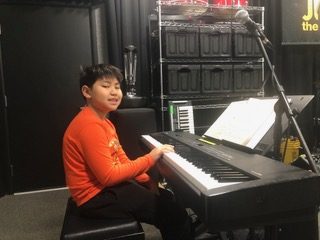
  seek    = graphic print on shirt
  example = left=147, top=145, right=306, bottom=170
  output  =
left=109, top=138, right=121, bottom=166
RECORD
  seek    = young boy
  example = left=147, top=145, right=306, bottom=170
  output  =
left=62, top=64, right=193, bottom=239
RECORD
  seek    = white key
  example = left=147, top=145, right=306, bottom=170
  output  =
left=142, top=135, right=240, bottom=195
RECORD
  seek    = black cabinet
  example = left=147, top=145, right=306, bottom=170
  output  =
left=202, top=64, right=233, bottom=93
left=200, top=26, right=232, bottom=58
left=163, top=26, right=200, bottom=58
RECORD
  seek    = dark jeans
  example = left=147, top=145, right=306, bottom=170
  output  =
left=78, top=181, right=193, bottom=240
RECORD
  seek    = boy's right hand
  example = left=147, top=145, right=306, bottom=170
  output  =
left=149, top=144, right=174, bottom=161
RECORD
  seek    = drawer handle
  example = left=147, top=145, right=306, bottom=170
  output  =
left=178, top=67, right=191, bottom=73
left=211, top=68, right=224, bottom=73
left=241, top=67, right=254, bottom=72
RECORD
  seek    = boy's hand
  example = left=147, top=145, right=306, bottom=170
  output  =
left=149, top=144, right=174, bottom=161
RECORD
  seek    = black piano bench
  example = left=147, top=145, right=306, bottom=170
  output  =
left=60, top=198, right=145, bottom=240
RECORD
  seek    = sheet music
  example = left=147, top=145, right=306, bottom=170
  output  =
left=204, top=98, right=278, bottom=149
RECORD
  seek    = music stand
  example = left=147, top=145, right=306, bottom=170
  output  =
left=252, top=26, right=318, bottom=173
left=255, top=95, right=314, bottom=156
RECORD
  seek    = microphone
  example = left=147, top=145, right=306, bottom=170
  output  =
left=235, top=9, right=272, bottom=48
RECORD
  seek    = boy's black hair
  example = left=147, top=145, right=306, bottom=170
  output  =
left=79, top=64, right=123, bottom=89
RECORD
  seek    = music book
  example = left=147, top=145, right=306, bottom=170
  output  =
left=203, top=98, right=278, bottom=149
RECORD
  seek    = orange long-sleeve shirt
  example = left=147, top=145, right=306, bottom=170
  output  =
left=63, top=107, right=155, bottom=206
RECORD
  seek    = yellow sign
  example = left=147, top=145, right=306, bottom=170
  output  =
left=302, top=0, right=320, bottom=31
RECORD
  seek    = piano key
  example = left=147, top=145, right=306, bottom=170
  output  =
left=141, top=135, right=241, bottom=195
left=175, top=105, right=195, bottom=134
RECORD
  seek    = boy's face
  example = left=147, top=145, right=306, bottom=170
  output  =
left=82, top=77, right=123, bottom=114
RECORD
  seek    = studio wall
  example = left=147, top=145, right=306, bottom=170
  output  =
left=265, top=0, right=320, bottom=148
left=0, top=2, right=106, bottom=193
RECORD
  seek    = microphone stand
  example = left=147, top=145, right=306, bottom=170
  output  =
left=252, top=30, right=319, bottom=173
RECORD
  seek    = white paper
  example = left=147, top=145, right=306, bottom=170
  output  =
left=204, top=98, right=278, bottom=149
